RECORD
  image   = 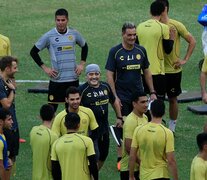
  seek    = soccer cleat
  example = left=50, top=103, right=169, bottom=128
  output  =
left=117, top=161, right=121, bottom=171
left=19, top=138, right=26, bottom=143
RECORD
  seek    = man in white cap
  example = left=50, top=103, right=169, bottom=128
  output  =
left=79, top=64, right=122, bottom=170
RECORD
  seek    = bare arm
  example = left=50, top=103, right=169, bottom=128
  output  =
left=129, top=147, right=138, bottom=180
left=75, top=43, right=88, bottom=75
left=106, top=70, right=122, bottom=108
left=0, top=160, right=7, bottom=180
left=167, top=151, right=178, bottom=180
left=174, top=34, right=196, bottom=68
left=125, top=138, right=132, bottom=154
left=111, top=98, right=123, bottom=128
left=143, top=68, right=157, bottom=100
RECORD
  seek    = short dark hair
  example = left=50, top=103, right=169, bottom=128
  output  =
left=122, top=22, right=136, bottom=33
left=0, top=108, right=11, bottom=121
left=157, top=0, right=169, bottom=12
left=40, top=104, right=55, bottom=121
left=64, top=112, right=80, bottom=130
left=131, top=91, right=147, bottom=103
left=55, top=8, right=68, bottom=19
left=197, top=133, right=207, bottom=151
left=65, top=86, right=80, bottom=98
left=150, top=99, right=165, bottom=118
left=150, top=1, right=165, bottom=16
left=0, top=56, right=18, bottom=71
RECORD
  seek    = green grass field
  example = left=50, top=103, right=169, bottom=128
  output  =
left=0, top=0, right=206, bottom=179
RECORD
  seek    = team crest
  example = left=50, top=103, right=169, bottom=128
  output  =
left=136, top=54, right=141, bottom=60
left=104, top=90, right=108, bottom=95
left=68, top=35, right=73, bottom=40
left=49, top=95, right=54, bottom=101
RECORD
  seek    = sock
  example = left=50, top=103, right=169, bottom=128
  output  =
left=169, top=119, right=177, bottom=132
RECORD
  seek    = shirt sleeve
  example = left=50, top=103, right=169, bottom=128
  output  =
left=105, top=47, right=116, bottom=72
left=74, top=30, right=86, bottom=47
left=86, top=137, right=95, bottom=157
left=35, top=32, right=50, bottom=51
left=88, top=109, right=99, bottom=131
left=165, top=130, right=175, bottom=153
left=51, top=140, right=58, bottom=161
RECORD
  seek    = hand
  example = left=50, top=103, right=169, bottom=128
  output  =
left=173, top=59, right=187, bottom=69
left=75, top=64, right=84, bottom=76
left=5, top=79, right=15, bottom=90
left=150, top=93, right=157, bottom=101
left=42, top=66, right=58, bottom=78
left=115, top=119, right=123, bottom=128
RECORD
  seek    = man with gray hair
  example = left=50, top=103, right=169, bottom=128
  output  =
left=79, top=63, right=122, bottom=170
left=105, top=22, right=156, bottom=169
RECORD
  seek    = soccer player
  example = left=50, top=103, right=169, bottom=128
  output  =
left=79, top=64, right=122, bottom=170
left=30, top=8, right=88, bottom=112
left=30, top=104, right=58, bottom=180
left=137, top=1, right=174, bottom=100
left=190, top=132, right=207, bottom=180
left=120, top=91, right=148, bottom=180
left=129, top=99, right=178, bottom=180
left=105, top=22, right=156, bottom=168
left=51, top=112, right=98, bottom=180
left=158, top=0, right=196, bottom=133
left=0, top=56, right=19, bottom=174
left=51, top=86, right=98, bottom=138
left=0, top=108, right=13, bottom=180
left=0, top=34, right=11, bottom=57
left=198, top=4, right=207, bottom=104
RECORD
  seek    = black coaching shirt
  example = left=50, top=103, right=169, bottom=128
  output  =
left=79, top=81, right=115, bottom=136
left=105, top=43, right=149, bottom=102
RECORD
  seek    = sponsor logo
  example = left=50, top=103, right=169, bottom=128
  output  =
left=126, top=64, right=140, bottom=70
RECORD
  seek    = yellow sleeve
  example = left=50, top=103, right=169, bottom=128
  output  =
left=51, top=111, right=66, bottom=137
left=86, top=137, right=95, bottom=157
left=124, top=117, right=136, bottom=139
left=165, top=130, right=174, bottom=153
left=0, top=141, right=4, bottom=160
left=51, top=140, right=58, bottom=161
left=88, top=109, right=98, bottom=130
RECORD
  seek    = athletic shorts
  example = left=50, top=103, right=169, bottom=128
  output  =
left=142, top=74, right=166, bottom=100
left=152, top=178, right=170, bottom=180
left=48, top=80, right=79, bottom=103
left=120, top=171, right=139, bottom=180
left=4, top=128, right=19, bottom=160
left=94, top=132, right=110, bottom=161
left=165, top=72, right=182, bottom=98
left=120, top=101, right=133, bottom=117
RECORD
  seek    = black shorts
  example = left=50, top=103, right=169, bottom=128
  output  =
left=165, top=72, right=182, bottom=98
left=120, top=171, right=139, bottom=180
left=152, top=178, right=170, bottom=180
left=4, top=128, right=19, bottom=160
left=142, top=74, right=166, bottom=100
left=94, top=132, right=110, bottom=161
left=120, top=101, right=133, bottom=117
left=48, top=80, right=79, bottom=103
